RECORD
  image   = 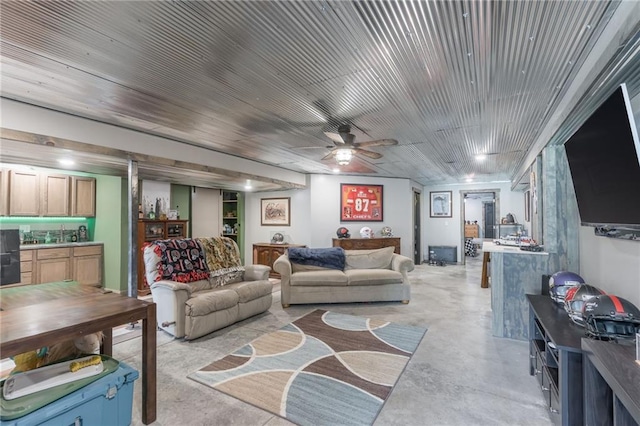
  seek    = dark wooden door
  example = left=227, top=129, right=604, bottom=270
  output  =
left=483, top=201, right=495, bottom=239
left=413, top=191, right=421, bottom=264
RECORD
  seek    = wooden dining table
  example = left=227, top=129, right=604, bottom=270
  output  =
left=0, top=288, right=157, bottom=424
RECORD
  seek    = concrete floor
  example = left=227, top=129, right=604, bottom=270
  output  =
left=118, top=251, right=552, bottom=426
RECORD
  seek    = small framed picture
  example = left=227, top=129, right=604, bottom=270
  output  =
left=430, top=191, right=452, bottom=218
left=167, top=210, right=178, bottom=220
left=261, top=197, right=291, bottom=226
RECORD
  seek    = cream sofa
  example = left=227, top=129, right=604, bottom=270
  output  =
left=273, top=246, right=414, bottom=307
left=143, top=237, right=272, bottom=340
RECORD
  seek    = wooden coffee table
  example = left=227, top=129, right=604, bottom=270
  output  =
left=0, top=292, right=157, bottom=424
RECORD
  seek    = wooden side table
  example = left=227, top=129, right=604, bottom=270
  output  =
left=253, top=243, right=306, bottom=278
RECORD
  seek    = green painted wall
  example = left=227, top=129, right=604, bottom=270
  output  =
left=93, top=174, right=125, bottom=292
left=170, top=184, right=191, bottom=236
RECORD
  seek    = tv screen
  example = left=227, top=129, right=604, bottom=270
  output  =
left=564, top=84, right=640, bottom=227
left=0, top=229, right=21, bottom=286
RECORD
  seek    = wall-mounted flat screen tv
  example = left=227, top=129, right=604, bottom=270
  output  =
left=564, top=83, right=640, bottom=227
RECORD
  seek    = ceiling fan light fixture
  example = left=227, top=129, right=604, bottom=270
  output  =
left=335, top=148, right=353, bottom=165
left=475, top=154, right=487, bottom=161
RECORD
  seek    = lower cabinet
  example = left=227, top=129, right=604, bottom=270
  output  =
left=253, top=243, right=306, bottom=278
left=36, top=247, right=72, bottom=283
left=72, top=245, right=103, bottom=287
left=17, top=244, right=103, bottom=287
left=528, top=295, right=584, bottom=426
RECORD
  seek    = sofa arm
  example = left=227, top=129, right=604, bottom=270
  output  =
left=244, top=264, right=271, bottom=281
left=391, top=254, right=415, bottom=274
left=149, top=280, right=191, bottom=338
left=272, top=255, right=292, bottom=307
left=150, top=280, right=193, bottom=294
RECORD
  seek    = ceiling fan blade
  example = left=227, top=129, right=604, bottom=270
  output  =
left=355, top=138, right=398, bottom=148
left=354, top=148, right=383, bottom=159
left=321, top=151, right=336, bottom=161
left=324, top=132, right=345, bottom=145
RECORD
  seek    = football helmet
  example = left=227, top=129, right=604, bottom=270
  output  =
left=380, top=226, right=393, bottom=237
left=563, top=284, right=606, bottom=326
left=582, top=295, right=640, bottom=341
left=359, top=226, right=373, bottom=238
left=549, top=271, right=585, bottom=304
left=336, top=227, right=350, bottom=239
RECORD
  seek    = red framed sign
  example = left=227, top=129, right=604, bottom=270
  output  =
left=340, top=184, right=383, bottom=222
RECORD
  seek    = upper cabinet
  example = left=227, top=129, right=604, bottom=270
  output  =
left=0, top=169, right=8, bottom=216
left=71, top=176, right=96, bottom=217
left=9, top=169, right=40, bottom=216
left=41, top=173, right=71, bottom=216
left=5, top=168, right=95, bottom=217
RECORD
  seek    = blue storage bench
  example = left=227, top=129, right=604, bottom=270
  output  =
left=1, top=361, right=139, bottom=426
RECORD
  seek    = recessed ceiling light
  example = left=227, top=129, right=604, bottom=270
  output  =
left=58, top=158, right=75, bottom=166
left=475, top=154, right=487, bottom=161
left=466, top=178, right=473, bottom=183
left=332, top=168, right=340, bottom=173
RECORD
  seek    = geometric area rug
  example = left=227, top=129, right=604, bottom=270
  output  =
left=188, top=309, right=428, bottom=426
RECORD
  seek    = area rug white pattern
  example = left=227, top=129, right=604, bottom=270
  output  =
left=188, top=309, right=427, bottom=426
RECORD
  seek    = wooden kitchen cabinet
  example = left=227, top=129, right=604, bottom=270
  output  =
left=0, top=169, right=8, bottom=216
left=36, top=247, right=72, bottom=283
left=9, top=169, right=40, bottom=216
left=72, top=245, right=103, bottom=287
left=253, top=243, right=306, bottom=278
left=137, top=219, right=189, bottom=295
left=18, top=249, right=34, bottom=285
left=71, top=176, right=96, bottom=217
left=41, top=173, right=71, bottom=216
left=12, top=244, right=104, bottom=288
left=332, top=237, right=401, bottom=254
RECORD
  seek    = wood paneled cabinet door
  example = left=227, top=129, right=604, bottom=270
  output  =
left=19, top=249, right=34, bottom=285
left=36, top=248, right=72, bottom=283
left=71, top=176, right=96, bottom=217
left=9, top=169, right=40, bottom=216
left=41, top=173, right=71, bottom=216
left=72, top=245, right=103, bottom=287
left=0, top=169, right=8, bottom=216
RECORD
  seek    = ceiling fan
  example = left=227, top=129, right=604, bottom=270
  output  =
left=322, top=125, right=398, bottom=165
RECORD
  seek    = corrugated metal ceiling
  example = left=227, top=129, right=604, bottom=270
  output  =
left=0, top=1, right=637, bottom=190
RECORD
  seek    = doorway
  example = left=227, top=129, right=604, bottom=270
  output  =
left=460, top=190, right=500, bottom=265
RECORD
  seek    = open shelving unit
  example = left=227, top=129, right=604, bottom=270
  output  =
left=528, top=294, right=584, bottom=425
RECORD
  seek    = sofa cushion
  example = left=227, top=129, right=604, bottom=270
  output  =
left=345, top=269, right=403, bottom=286
left=186, top=288, right=239, bottom=316
left=344, top=246, right=395, bottom=270
left=148, top=239, right=210, bottom=283
left=226, top=280, right=273, bottom=303
left=291, top=263, right=332, bottom=273
left=290, top=270, right=348, bottom=287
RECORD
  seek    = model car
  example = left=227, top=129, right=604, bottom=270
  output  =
left=493, top=235, right=536, bottom=246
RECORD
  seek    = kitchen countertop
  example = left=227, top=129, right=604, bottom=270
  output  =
left=20, top=241, right=103, bottom=249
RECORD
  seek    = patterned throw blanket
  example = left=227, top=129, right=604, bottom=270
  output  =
left=151, top=238, right=210, bottom=283
left=196, top=237, right=245, bottom=287
left=288, top=247, right=345, bottom=270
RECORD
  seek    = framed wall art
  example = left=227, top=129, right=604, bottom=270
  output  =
left=261, top=197, right=291, bottom=226
left=340, top=184, right=383, bottom=222
left=430, top=191, right=452, bottom=218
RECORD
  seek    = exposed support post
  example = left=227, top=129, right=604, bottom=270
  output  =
left=128, top=160, right=139, bottom=298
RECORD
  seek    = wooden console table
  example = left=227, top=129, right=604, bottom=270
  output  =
left=332, top=237, right=400, bottom=254
left=253, top=243, right=306, bottom=278
left=0, top=292, right=157, bottom=424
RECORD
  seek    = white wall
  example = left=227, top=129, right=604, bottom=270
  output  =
left=423, top=181, right=526, bottom=262
left=578, top=227, right=640, bottom=307
left=243, top=175, right=415, bottom=260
